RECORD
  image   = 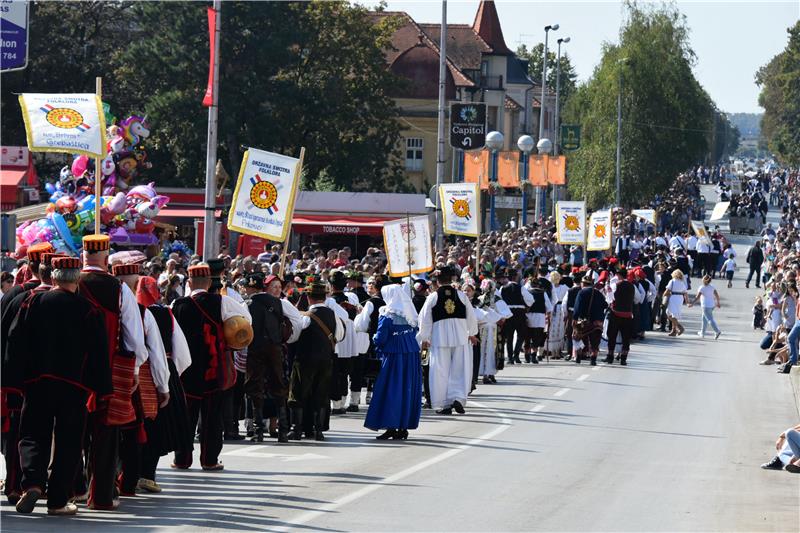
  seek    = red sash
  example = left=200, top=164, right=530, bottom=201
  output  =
left=190, top=296, right=236, bottom=392
left=81, top=281, right=136, bottom=426
left=138, top=361, right=159, bottom=420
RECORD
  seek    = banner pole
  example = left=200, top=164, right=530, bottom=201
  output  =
left=279, top=147, right=305, bottom=278
left=406, top=211, right=413, bottom=298
left=94, top=76, right=102, bottom=235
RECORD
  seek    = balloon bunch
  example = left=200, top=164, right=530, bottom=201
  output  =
left=16, top=113, right=169, bottom=256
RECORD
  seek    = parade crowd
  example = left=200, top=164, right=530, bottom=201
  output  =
left=2, top=166, right=800, bottom=516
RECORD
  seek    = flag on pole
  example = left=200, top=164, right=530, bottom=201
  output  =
left=709, top=202, right=730, bottom=221
left=202, top=5, right=217, bottom=107
left=227, top=147, right=302, bottom=242
left=555, top=201, right=586, bottom=245
left=439, top=182, right=480, bottom=237
left=587, top=210, right=612, bottom=251
left=18, top=93, right=106, bottom=158
left=383, top=215, right=433, bottom=277
left=631, top=208, right=657, bottom=226
left=690, top=220, right=712, bottom=246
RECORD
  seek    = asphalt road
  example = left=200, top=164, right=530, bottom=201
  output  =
left=2, top=190, right=799, bottom=531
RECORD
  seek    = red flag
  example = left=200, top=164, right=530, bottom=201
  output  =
left=202, top=6, right=216, bottom=107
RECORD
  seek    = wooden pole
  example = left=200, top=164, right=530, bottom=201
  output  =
left=94, top=76, right=103, bottom=234
left=475, top=233, right=481, bottom=274
left=406, top=211, right=413, bottom=298
left=279, top=147, right=305, bottom=278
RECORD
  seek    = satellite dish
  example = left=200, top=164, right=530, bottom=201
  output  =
left=429, top=185, right=439, bottom=208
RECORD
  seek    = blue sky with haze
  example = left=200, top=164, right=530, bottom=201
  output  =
left=364, top=1, right=799, bottom=113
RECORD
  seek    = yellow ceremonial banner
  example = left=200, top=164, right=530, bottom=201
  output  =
left=631, top=208, right=657, bottom=226
left=463, top=150, right=488, bottom=189
left=547, top=155, right=566, bottom=185
left=587, top=210, right=612, bottom=251
left=529, top=154, right=549, bottom=186
left=227, top=147, right=304, bottom=242
left=440, top=182, right=480, bottom=237
left=556, top=201, right=586, bottom=245
left=383, top=216, right=434, bottom=277
left=19, top=93, right=106, bottom=158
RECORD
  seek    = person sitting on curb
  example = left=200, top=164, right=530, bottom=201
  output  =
left=761, top=424, right=800, bottom=473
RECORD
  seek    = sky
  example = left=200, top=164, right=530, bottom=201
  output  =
left=363, top=0, right=799, bottom=113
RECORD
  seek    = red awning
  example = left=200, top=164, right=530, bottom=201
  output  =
left=292, top=215, right=396, bottom=236
left=0, top=168, right=27, bottom=204
left=159, top=207, right=222, bottom=219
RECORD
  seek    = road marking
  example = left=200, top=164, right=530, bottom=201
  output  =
left=530, top=404, right=546, bottom=413
left=272, top=400, right=512, bottom=531
left=577, top=374, right=590, bottom=381
left=593, top=366, right=601, bottom=371
left=553, top=388, right=570, bottom=397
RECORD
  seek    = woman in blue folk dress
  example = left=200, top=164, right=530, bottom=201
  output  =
left=364, top=284, right=422, bottom=440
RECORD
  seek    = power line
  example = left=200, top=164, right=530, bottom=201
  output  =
left=624, top=120, right=713, bottom=134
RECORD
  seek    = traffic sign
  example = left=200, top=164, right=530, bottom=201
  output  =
left=450, top=103, right=486, bottom=150
left=561, top=124, right=581, bottom=151
left=0, top=0, right=29, bottom=72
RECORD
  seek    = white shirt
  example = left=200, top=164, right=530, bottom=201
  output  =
left=696, top=284, right=717, bottom=308
left=169, top=315, right=192, bottom=375
left=722, top=258, right=737, bottom=272
left=416, top=288, right=478, bottom=347
left=280, top=298, right=306, bottom=344
left=325, top=296, right=356, bottom=357
left=307, top=302, right=346, bottom=343
left=188, top=288, right=252, bottom=323
left=354, top=300, right=375, bottom=333
left=141, top=308, right=170, bottom=393
left=669, top=235, right=687, bottom=251
left=695, top=240, right=712, bottom=254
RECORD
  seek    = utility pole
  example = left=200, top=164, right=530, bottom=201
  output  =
left=203, top=0, right=222, bottom=259
left=435, top=0, right=447, bottom=252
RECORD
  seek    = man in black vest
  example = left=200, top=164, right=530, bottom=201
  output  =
left=328, top=270, right=358, bottom=415
left=499, top=268, right=533, bottom=364
left=606, top=268, right=636, bottom=365
left=353, top=274, right=390, bottom=410
left=288, top=282, right=344, bottom=441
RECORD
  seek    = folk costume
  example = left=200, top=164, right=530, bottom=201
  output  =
left=499, top=269, right=534, bottom=364
left=328, top=270, right=359, bottom=415
left=353, top=274, right=390, bottom=408
left=79, top=235, right=148, bottom=510
left=364, top=284, right=422, bottom=439
left=345, top=271, right=371, bottom=412
left=6, top=257, right=113, bottom=514
left=0, top=244, right=56, bottom=504
left=417, top=267, right=478, bottom=414
left=476, top=279, right=512, bottom=382
left=135, top=276, right=192, bottom=492
left=288, top=282, right=345, bottom=441
left=524, top=277, right=553, bottom=362
left=171, top=263, right=251, bottom=470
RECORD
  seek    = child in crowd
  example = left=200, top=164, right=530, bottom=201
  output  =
left=753, top=296, right=766, bottom=330
left=720, top=255, right=736, bottom=288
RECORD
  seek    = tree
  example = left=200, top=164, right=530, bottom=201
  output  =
left=516, top=43, right=577, bottom=105
left=756, top=21, right=800, bottom=166
left=562, top=2, right=715, bottom=208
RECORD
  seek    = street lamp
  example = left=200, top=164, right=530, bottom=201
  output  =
left=486, top=130, right=504, bottom=231
left=518, top=134, right=535, bottom=226
left=553, top=36, right=570, bottom=213
left=536, top=23, right=558, bottom=221
left=536, top=138, right=552, bottom=222
left=615, top=57, right=629, bottom=207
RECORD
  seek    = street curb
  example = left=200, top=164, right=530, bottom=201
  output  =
left=791, top=366, right=800, bottom=418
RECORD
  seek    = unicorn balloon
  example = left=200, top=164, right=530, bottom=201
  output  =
left=120, top=115, right=150, bottom=147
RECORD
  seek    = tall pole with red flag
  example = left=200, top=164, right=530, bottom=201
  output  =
left=202, top=0, right=221, bottom=259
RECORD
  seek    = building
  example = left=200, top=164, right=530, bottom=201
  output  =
left=371, top=0, right=556, bottom=193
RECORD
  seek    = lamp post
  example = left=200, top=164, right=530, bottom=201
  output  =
left=486, top=131, right=504, bottom=231
left=615, top=57, right=628, bottom=207
left=553, top=36, right=570, bottom=214
left=536, top=138, right=552, bottom=222
left=518, top=135, right=534, bottom=227
left=536, top=23, right=558, bottom=221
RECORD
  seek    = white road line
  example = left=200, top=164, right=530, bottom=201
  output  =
left=272, top=400, right=512, bottom=532
left=530, top=404, right=546, bottom=413
left=553, top=388, right=570, bottom=397
left=577, top=374, right=590, bottom=381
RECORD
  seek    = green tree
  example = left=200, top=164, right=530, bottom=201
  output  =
left=756, top=21, right=800, bottom=166
left=516, top=43, right=577, bottom=105
left=562, top=2, right=714, bottom=208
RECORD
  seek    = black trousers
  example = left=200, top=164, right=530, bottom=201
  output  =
left=246, top=345, right=288, bottom=427
left=472, top=339, right=481, bottom=383
left=174, top=393, right=224, bottom=468
left=606, top=314, right=634, bottom=356
left=350, top=353, right=368, bottom=393
left=223, top=371, right=245, bottom=436
left=88, top=414, right=120, bottom=508
left=140, top=418, right=160, bottom=482
left=119, top=425, right=141, bottom=494
left=2, top=407, right=22, bottom=498
left=503, top=310, right=527, bottom=361
left=329, top=357, right=352, bottom=402
left=747, top=265, right=762, bottom=286
left=19, top=380, right=87, bottom=509
left=288, top=358, right=332, bottom=410
left=422, top=364, right=431, bottom=404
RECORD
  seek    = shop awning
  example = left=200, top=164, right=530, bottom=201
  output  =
left=159, top=207, right=222, bottom=219
left=291, top=214, right=397, bottom=236
left=0, top=168, right=27, bottom=205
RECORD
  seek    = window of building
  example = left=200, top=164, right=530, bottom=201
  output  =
left=481, top=60, right=489, bottom=75
left=405, top=137, right=423, bottom=171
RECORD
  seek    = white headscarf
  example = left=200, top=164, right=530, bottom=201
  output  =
left=380, top=284, right=419, bottom=328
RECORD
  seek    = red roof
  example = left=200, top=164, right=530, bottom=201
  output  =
left=0, top=169, right=27, bottom=204
left=472, top=1, right=511, bottom=54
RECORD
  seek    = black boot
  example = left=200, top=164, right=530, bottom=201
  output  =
left=250, top=424, right=265, bottom=443
left=277, top=405, right=290, bottom=443
left=314, top=410, right=326, bottom=441
left=288, top=407, right=303, bottom=440
left=590, top=356, right=597, bottom=366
